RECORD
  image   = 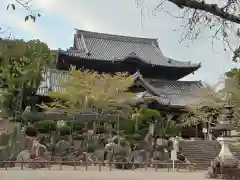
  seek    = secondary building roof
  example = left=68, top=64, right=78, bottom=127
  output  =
left=37, top=69, right=202, bottom=108
left=132, top=71, right=202, bottom=107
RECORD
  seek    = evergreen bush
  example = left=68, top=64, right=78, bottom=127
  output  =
left=35, top=120, right=56, bottom=133
left=119, top=119, right=135, bottom=134
left=25, top=126, right=37, bottom=137
left=68, top=121, right=85, bottom=131
left=96, top=125, right=106, bottom=134
left=58, top=126, right=71, bottom=136
left=87, top=141, right=98, bottom=153
left=73, top=134, right=85, bottom=141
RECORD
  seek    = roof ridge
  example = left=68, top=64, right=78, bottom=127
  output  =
left=146, top=78, right=202, bottom=84
left=75, top=28, right=159, bottom=46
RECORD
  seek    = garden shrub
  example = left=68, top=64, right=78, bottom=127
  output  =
left=35, top=120, right=56, bottom=133
left=87, top=141, right=98, bottom=153
left=132, top=133, right=142, bottom=141
left=96, top=125, right=106, bottom=134
left=58, top=135, right=69, bottom=141
left=137, top=127, right=149, bottom=136
left=124, top=134, right=143, bottom=147
left=73, top=134, right=85, bottom=141
left=58, top=126, right=71, bottom=136
left=119, top=119, right=135, bottom=134
left=25, top=126, right=37, bottom=137
left=68, top=121, right=85, bottom=131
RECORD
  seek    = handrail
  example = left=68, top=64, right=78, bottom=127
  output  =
left=1, top=160, right=197, bottom=171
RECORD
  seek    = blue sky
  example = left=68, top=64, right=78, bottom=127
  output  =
left=1, top=0, right=240, bottom=85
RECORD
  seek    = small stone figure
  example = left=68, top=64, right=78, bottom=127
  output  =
left=172, top=136, right=180, bottom=152
left=31, top=139, right=47, bottom=157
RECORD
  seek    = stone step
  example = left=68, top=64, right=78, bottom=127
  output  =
left=179, top=140, right=240, bottom=170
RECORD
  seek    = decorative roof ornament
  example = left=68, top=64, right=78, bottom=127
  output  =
left=129, top=52, right=136, bottom=56
left=86, top=51, right=91, bottom=56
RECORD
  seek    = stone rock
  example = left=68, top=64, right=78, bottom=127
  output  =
left=15, top=150, right=30, bottom=166
left=61, top=155, right=75, bottom=166
left=152, top=149, right=168, bottom=161
left=133, top=150, right=146, bottom=162
left=27, top=157, right=49, bottom=168
left=43, top=151, right=51, bottom=161
left=55, top=140, right=70, bottom=156
left=7, top=154, right=17, bottom=167
left=94, top=149, right=105, bottom=161
left=57, top=120, right=67, bottom=129
left=39, top=145, right=47, bottom=157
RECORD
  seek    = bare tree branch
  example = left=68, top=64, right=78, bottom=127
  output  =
left=168, top=0, right=240, bottom=24
left=136, top=0, right=240, bottom=61
left=1, top=0, right=40, bottom=38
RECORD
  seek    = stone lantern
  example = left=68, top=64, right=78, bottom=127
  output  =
left=211, top=104, right=238, bottom=169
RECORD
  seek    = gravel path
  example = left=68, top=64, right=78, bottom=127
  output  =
left=0, top=166, right=208, bottom=180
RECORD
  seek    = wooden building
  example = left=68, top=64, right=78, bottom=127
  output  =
left=33, top=29, right=204, bottom=138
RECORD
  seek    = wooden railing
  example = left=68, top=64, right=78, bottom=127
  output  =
left=1, top=160, right=197, bottom=172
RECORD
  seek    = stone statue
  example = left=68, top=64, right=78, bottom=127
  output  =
left=24, top=106, right=31, bottom=113
left=172, top=136, right=179, bottom=152
left=31, top=139, right=47, bottom=157
left=56, top=120, right=67, bottom=129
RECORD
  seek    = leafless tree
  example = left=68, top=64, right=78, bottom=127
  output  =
left=136, top=0, right=240, bottom=62
left=1, top=0, right=40, bottom=38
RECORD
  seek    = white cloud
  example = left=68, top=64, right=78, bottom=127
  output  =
left=32, top=0, right=106, bottom=32
left=2, top=0, right=240, bottom=84
left=0, top=1, right=57, bottom=47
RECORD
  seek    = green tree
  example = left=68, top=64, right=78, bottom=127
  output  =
left=132, top=107, right=161, bottom=133
left=180, top=82, right=224, bottom=127
left=181, top=77, right=240, bottom=127
left=42, top=67, right=136, bottom=118
left=155, top=114, right=181, bottom=139
left=225, top=68, right=240, bottom=84
left=0, top=39, right=53, bottom=115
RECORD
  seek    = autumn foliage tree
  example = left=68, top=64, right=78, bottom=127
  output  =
left=180, top=75, right=240, bottom=127
left=42, top=67, right=137, bottom=118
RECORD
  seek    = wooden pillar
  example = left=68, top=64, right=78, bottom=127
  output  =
left=195, top=124, right=198, bottom=138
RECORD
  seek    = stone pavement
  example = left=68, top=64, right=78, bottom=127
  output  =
left=0, top=166, right=209, bottom=180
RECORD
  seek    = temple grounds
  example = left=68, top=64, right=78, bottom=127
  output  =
left=0, top=166, right=208, bottom=180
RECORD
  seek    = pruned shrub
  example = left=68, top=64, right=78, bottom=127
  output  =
left=87, top=141, right=98, bottom=153
left=119, top=119, right=135, bottom=134
left=58, top=126, right=71, bottom=136
left=35, top=120, right=56, bottom=133
left=73, top=134, right=85, bottom=141
left=68, top=121, right=85, bottom=131
left=25, top=126, right=37, bottom=137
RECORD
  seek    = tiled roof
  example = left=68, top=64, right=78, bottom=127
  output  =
left=133, top=72, right=202, bottom=107
left=37, top=69, right=201, bottom=108
left=59, top=29, right=201, bottom=68
left=150, top=79, right=201, bottom=107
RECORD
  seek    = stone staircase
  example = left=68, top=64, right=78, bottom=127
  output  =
left=180, top=140, right=240, bottom=170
